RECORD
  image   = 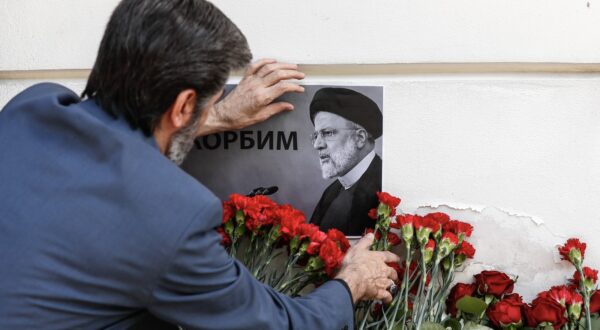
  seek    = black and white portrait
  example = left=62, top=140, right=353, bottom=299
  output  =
left=183, top=85, right=383, bottom=237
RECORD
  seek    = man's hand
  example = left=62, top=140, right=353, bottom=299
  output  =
left=197, top=59, right=305, bottom=136
left=335, top=233, right=400, bottom=304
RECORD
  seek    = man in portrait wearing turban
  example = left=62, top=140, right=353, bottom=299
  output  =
left=309, top=87, right=383, bottom=236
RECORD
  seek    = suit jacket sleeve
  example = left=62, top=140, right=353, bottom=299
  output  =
left=147, top=206, right=354, bottom=330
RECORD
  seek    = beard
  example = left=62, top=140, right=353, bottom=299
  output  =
left=319, top=138, right=361, bottom=179
left=167, top=108, right=202, bottom=166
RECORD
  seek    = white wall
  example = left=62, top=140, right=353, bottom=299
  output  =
left=2, top=1, right=600, bottom=301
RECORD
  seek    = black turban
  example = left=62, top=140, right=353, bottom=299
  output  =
left=309, top=87, right=382, bottom=139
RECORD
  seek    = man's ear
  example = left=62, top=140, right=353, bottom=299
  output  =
left=354, top=128, right=368, bottom=149
left=167, top=89, right=198, bottom=129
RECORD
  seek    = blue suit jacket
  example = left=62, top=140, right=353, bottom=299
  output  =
left=0, top=83, right=353, bottom=329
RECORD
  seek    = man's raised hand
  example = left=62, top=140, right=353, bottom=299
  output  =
left=197, top=59, right=305, bottom=136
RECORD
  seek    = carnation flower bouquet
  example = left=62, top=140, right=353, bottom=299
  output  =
left=219, top=193, right=350, bottom=296
left=357, top=192, right=478, bottom=330
left=218, top=192, right=600, bottom=329
left=444, top=237, right=600, bottom=330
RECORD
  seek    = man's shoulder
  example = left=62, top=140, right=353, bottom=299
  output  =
left=0, top=82, right=222, bottom=233
left=2, top=82, right=77, bottom=112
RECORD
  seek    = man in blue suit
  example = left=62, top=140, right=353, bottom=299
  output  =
left=0, top=0, right=399, bottom=329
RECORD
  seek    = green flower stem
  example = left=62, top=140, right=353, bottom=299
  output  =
left=230, top=239, right=238, bottom=259
left=424, top=256, right=441, bottom=323
left=277, top=272, right=308, bottom=293
left=433, top=254, right=455, bottom=322
left=413, top=247, right=429, bottom=327
left=359, top=301, right=377, bottom=330
left=371, top=223, right=381, bottom=250
left=398, top=244, right=414, bottom=328
left=271, top=252, right=302, bottom=288
left=577, top=266, right=592, bottom=330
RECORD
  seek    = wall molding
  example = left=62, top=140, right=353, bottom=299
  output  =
left=2, top=63, right=600, bottom=80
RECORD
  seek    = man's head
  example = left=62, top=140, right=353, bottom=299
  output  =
left=82, top=0, right=251, bottom=163
left=309, top=88, right=382, bottom=179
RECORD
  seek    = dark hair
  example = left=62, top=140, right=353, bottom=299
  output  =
left=82, top=0, right=251, bottom=136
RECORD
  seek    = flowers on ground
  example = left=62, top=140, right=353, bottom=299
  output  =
left=219, top=192, right=599, bottom=330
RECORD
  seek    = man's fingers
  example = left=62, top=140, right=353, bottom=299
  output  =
left=263, top=69, right=305, bottom=87
left=267, top=82, right=305, bottom=100
left=377, top=289, right=393, bottom=304
left=260, top=102, right=294, bottom=119
left=257, top=62, right=300, bottom=78
left=353, top=233, right=375, bottom=251
left=380, top=251, right=401, bottom=264
left=246, top=58, right=276, bottom=75
left=387, top=266, right=399, bottom=282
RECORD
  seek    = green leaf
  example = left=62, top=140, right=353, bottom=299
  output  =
left=235, top=210, right=245, bottom=224
left=443, top=318, right=462, bottom=330
left=224, top=221, right=234, bottom=236
left=420, top=322, right=446, bottom=330
left=289, top=236, right=300, bottom=253
left=456, top=296, right=488, bottom=315
left=463, top=321, right=493, bottom=330
left=233, top=224, right=245, bottom=240
left=304, top=256, right=324, bottom=272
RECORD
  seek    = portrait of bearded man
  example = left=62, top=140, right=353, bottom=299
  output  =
left=309, top=87, right=383, bottom=236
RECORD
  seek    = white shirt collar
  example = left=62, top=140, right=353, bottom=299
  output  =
left=338, top=150, right=376, bottom=190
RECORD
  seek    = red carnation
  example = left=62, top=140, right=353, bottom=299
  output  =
left=474, top=270, right=514, bottom=298
left=222, top=200, right=235, bottom=223
left=327, top=229, right=350, bottom=253
left=425, top=239, right=436, bottom=250
left=376, top=192, right=401, bottom=209
left=558, top=238, right=586, bottom=267
left=216, top=227, right=231, bottom=246
left=306, top=230, right=328, bottom=255
left=525, top=297, right=567, bottom=329
left=229, top=193, right=252, bottom=210
left=487, top=299, right=524, bottom=328
left=394, top=214, right=418, bottom=228
left=536, top=286, right=572, bottom=306
left=569, top=290, right=583, bottom=306
left=252, top=195, right=278, bottom=209
left=438, top=232, right=459, bottom=258
left=441, top=232, right=459, bottom=246
left=446, top=283, right=477, bottom=317
left=394, top=214, right=418, bottom=243
left=423, top=239, right=436, bottom=264
left=278, top=205, right=306, bottom=240
left=414, top=216, right=441, bottom=233
left=227, top=194, right=278, bottom=232
left=387, top=232, right=401, bottom=246
left=319, top=239, right=344, bottom=277
left=368, top=208, right=378, bottom=220
left=572, top=267, right=598, bottom=289
left=590, top=290, right=600, bottom=314
left=443, top=220, right=474, bottom=242
left=424, top=212, right=450, bottom=226
left=455, top=241, right=476, bottom=259
left=297, top=223, right=320, bottom=241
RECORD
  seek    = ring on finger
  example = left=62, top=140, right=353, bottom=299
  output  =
left=388, top=280, right=398, bottom=296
